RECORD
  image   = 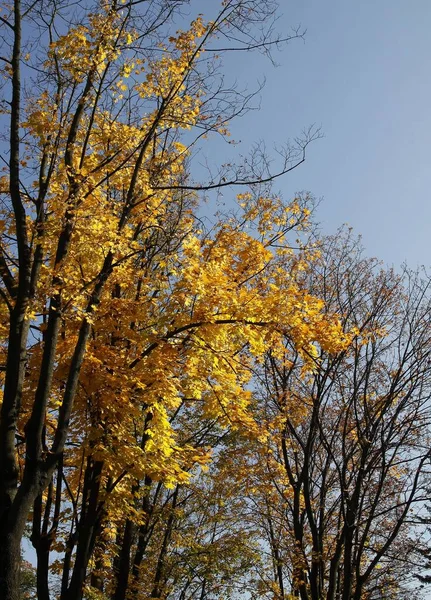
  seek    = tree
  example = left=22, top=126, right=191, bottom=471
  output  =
left=0, top=1, right=346, bottom=599
left=128, top=443, right=262, bottom=600
left=20, top=558, right=37, bottom=600
left=251, top=230, right=431, bottom=600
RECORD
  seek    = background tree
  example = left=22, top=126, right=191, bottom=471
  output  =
left=250, top=230, right=431, bottom=600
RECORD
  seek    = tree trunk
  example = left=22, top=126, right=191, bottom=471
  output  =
left=0, top=478, right=38, bottom=600
left=0, top=533, right=22, bottom=600
left=62, top=459, right=103, bottom=600
left=113, top=519, right=136, bottom=600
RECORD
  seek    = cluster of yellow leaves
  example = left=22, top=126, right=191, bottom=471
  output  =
left=136, top=19, right=207, bottom=126
left=48, top=9, right=125, bottom=81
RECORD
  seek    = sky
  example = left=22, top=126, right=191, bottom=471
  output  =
left=193, top=0, right=431, bottom=269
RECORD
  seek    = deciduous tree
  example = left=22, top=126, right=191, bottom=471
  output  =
left=0, top=1, right=345, bottom=599
left=251, top=230, right=431, bottom=600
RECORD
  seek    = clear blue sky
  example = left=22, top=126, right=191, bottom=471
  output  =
left=194, top=0, right=431, bottom=268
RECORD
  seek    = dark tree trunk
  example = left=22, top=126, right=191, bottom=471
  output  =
left=0, top=533, right=22, bottom=600
left=113, top=519, right=136, bottom=600
left=62, top=459, right=104, bottom=600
